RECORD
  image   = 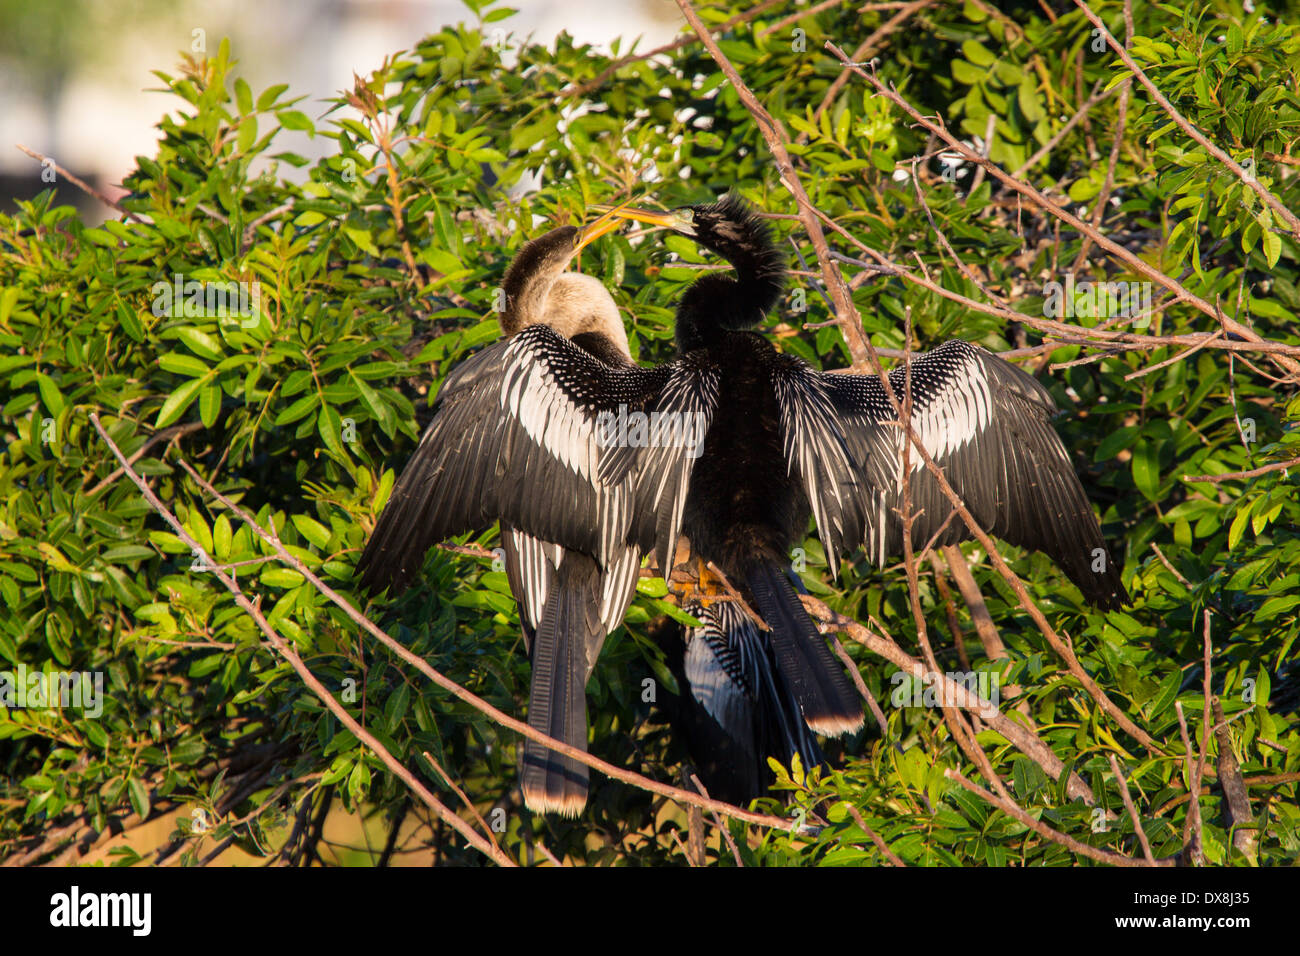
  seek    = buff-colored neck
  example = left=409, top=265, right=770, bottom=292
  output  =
left=502, top=272, right=631, bottom=362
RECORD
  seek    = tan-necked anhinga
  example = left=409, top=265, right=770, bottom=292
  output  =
left=605, top=193, right=1128, bottom=748
left=357, top=209, right=645, bottom=816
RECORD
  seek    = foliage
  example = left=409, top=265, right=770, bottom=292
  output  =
left=1, top=0, right=1298, bottom=866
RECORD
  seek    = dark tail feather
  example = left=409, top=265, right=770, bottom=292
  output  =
left=745, top=562, right=863, bottom=736
left=520, top=557, right=602, bottom=817
left=750, top=626, right=827, bottom=784
left=683, top=601, right=826, bottom=804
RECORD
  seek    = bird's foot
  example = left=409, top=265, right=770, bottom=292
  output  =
left=694, top=557, right=727, bottom=608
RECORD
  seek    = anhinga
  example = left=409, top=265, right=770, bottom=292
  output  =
left=605, top=194, right=1128, bottom=741
left=357, top=209, right=643, bottom=816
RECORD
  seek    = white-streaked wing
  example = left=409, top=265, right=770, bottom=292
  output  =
left=357, top=325, right=722, bottom=603
left=782, top=340, right=1127, bottom=608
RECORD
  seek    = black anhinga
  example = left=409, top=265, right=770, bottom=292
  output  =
left=607, top=194, right=1128, bottom=735
left=357, top=209, right=644, bottom=816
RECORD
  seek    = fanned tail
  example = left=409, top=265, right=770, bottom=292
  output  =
left=679, top=600, right=826, bottom=804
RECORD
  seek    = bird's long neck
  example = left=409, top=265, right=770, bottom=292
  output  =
left=675, top=245, right=785, bottom=352
left=542, top=273, right=631, bottom=361
left=504, top=269, right=631, bottom=363
left=500, top=263, right=556, bottom=338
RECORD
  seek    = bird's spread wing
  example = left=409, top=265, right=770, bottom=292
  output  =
left=596, top=351, right=721, bottom=576
left=777, top=340, right=1128, bottom=608
left=769, top=355, right=863, bottom=576
left=357, top=324, right=717, bottom=595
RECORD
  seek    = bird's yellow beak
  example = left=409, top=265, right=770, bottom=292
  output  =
left=595, top=204, right=697, bottom=236
left=574, top=204, right=634, bottom=252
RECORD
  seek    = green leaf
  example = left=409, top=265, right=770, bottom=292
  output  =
left=274, top=392, right=320, bottom=427
left=1226, top=24, right=1243, bottom=56
left=1131, top=439, right=1161, bottom=502
left=1262, top=229, right=1281, bottom=268
left=277, top=110, right=315, bottom=133
left=34, top=373, right=65, bottom=416
left=237, top=116, right=258, bottom=154
left=199, top=384, right=221, bottom=428
left=127, top=776, right=150, bottom=819
left=175, top=326, right=224, bottom=361
left=154, top=375, right=208, bottom=428
left=318, top=403, right=346, bottom=459
left=159, top=352, right=211, bottom=377
left=257, top=83, right=290, bottom=110
left=1228, top=504, right=1253, bottom=551
left=292, top=515, right=332, bottom=550
left=261, top=568, right=305, bottom=588
left=343, top=225, right=379, bottom=256
left=962, top=40, right=995, bottom=66
left=1257, top=594, right=1300, bottom=621
left=636, top=576, right=667, bottom=598
left=647, top=597, right=703, bottom=628
left=235, top=77, right=253, bottom=114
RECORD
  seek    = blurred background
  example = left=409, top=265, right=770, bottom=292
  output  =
left=0, top=0, right=683, bottom=222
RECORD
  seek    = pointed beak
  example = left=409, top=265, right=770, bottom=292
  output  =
left=574, top=205, right=631, bottom=252
left=595, top=204, right=697, bottom=236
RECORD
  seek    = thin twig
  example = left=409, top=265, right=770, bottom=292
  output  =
left=690, top=774, right=743, bottom=866
left=1108, top=753, right=1155, bottom=864
left=844, top=804, right=906, bottom=866
left=88, top=413, right=517, bottom=868
left=84, top=422, right=206, bottom=497
left=1174, top=700, right=1204, bottom=865
left=1183, top=455, right=1300, bottom=484
left=422, top=750, right=507, bottom=861
left=16, top=144, right=138, bottom=221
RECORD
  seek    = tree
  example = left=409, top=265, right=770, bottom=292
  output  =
left=2, top=0, right=1298, bottom=866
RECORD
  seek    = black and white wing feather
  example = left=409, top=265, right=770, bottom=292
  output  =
left=781, top=340, right=1127, bottom=609
left=356, top=324, right=717, bottom=596
left=769, top=354, right=862, bottom=578
left=597, top=353, right=721, bottom=576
